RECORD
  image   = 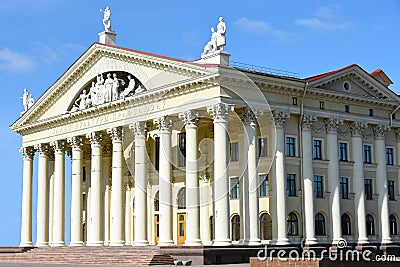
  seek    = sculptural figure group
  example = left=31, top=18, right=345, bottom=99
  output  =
left=202, top=17, right=226, bottom=58
left=21, top=88, right=34, bottom=113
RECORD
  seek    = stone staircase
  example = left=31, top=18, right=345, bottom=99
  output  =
left=0, top=246, right=175, bottom=266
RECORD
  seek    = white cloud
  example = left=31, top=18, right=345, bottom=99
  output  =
left=0, top=48, right=35, bottom=72
left=235, top=17, right=292, bottom=40
left=295, top=18, right=349, bottom=31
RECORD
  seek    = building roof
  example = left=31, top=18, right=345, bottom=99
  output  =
left=305, top=64, right=358, bottom=82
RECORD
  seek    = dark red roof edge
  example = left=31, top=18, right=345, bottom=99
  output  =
left=305, top=64, right=358, bottom=82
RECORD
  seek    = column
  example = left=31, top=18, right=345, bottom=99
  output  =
left=325, top=118, right=343, bottom=245
left=48, top=154, right=55, bottom=246
left=50, top=140, right=66, bottom=246
left=207, top=103, right=233, bottom=246
left=373, top=125, right=392, bottom=244
left=350, top=121, right=368, bottom=245
left=125, top=178, right=133, bottom=245
left=103, top=144, right=112, bottom=246
left=19, top=146, right=35, bottom=247
left=238, top=129, right=250, bottom=244
left=131, top=121, right=149, bottom=246
left=180, top=110, right=202, bottom=246
left=395, top=129, right=400, bottom=204
left=271, top=111, right=289, bottom=245
left=35, top=144, right=50, bottom=246
left=108, top=127, right=125, bottom=246
left=86, top=131, right=103, bottom=246
left=155, top=116, right=174, bottom=246
left=242, top=108, right=261, bottom=245
left=68, top=136, right=84, bottom=246
left=84, top=149, right=91, bottom=243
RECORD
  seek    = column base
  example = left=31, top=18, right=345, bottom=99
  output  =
left=35, top=241, right=49, bottom=247
left=356, top=237, right=369, bottom=245
left=305, top=238, right=318, bottom=245
left=86, top=241, right=104, bottom=246
left=273, top=238, right=289, bottom=246
left=70, top=241, right=84, bottom=246
left=104, top=241, right=110, bottom=246
left=125, top=241, right=133, bottom=246
left=184, top=239, right=202, bottom=246
left=109, top=240, right=125, bottom=246
left=133, top=240, right=149, bottom=246
left=381, top=238, right=393, bottom=244
left=157, top=240, right=174, bottom=246
left=212, top=239, right=232, bottom=246
left=19, top=241, right=33, bottom=247
left=50, top=241, right=66, bottom=247
left=248, top=239, right=262, bottom=246
left=239, top=239, right=249, bottom=245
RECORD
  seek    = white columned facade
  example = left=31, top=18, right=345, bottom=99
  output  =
left=125, top=179, right=133, bottom=245
left=207, top=103, right=233, bottom=246
left=108, top=127, right=125, bottom=246
left=325, top=118, right=342, bottom=245
left=84, top=150, right=91, bottom=243
left=35, top=144, right=50, bottom=247
left=86, top=131, right=104, bottom=246
left=20, top=146, right=35, bottom=247
left=48, top=155, right=55, bottom=246
left=51, top=140, right=66, bottom=246
left=155, top=116, right=174, bottom=246
left=180, top=110, right=202, bottom=246
left=131, top=121, right=149, bottom=246
left=68, top=136, right=84, bottom=246
left=271, top=111, right=289, bottom=245
left=102, top=144, right=112, bottom=246
left=373, top=124, right=392, bottom=244
left=350, top=121, right=368, bottom=245
left=301, top=115, right=317, bottom=245
left=238, top=130, right=250, bottom=244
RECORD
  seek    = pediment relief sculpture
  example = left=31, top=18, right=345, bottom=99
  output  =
left=69, top=71, right=145, bottom=113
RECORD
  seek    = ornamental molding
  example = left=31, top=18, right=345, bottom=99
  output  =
left=154, top=116, right=173, bottom=132
left=86, top=131, right=104, bottom=145
left=50, top=140, right=66, bottom=152
left=272, top=110, right=289, bottom=128
left=349, top=121, right=367, bottom=137
left=238, top=107, right=261, bottom=126
left=67, top=136, right=84, bottom=149
left=207, top=103, right=233, bottom=122
left=129, top=121, right=147, bottom=136
left=107, top=127, right=123, bottom=142
left=395, top=128, right=400, bottom=141
left=373, top=124, right=389, bottom=138
left=325, top=117, right=343, bottom=134
left=301, top=114, right=316, bottom=131
left=179, top=110, right=200, bottom=127
left=34, top=143, right=50, bottom=156
left=20, top=146, right=35, bottom=159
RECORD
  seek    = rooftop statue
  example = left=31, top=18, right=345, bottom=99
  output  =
left=100, top=6, right=112, bottom=32
left=201, top=17, right=227, bottom=58
left=21, top=88, right=34, bottom=112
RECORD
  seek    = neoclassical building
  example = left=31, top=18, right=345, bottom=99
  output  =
left=11, top=22, right=400, bottom=250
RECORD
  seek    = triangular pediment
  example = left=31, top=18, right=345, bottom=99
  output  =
left=306, top=64, right=399, bottom=101
left=11, top=43, right=216, bottom=131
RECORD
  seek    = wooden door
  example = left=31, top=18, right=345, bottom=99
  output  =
left=155, top=214, right=159, bottom=245
left=177, top=213, right=186, bottom=245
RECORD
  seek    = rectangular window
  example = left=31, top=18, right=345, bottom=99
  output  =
left=230, top=142, right=239, bottom=162
left=155, top=137, right=160, bottom=171
left=369, top=109, right=373, bottom=116
left=320, top=101, right=325, bottom=109
left=287, top=174, right=296, bottom=196
left=345, top=105, right=350, bottom=113
left=259, top=138, right=268, bottom=158
left=339, top=142, right=348, bottom=161
left=313, top=139, right=322, bottom=160
left=314, top=175, right=323, bottom=198
left=286, top=137, right=296, bottom=157
left=178, top=133, right=186, bottom=167
left=388, top=180, right=395, bottom=201
left=292, top=97, right=298, bottom=105
left=83, top=166, right=87, bottom=182
left=386, top=147, right=394, bottom=165
left=364, top=145, right=372, bottom=163
left=340, top=177, right=349, bottom=199
left=364, top=179, right=373, bottom=200
left=230, top=177, right=240, bottom=199
left=259, top=174, right=269, bottom=197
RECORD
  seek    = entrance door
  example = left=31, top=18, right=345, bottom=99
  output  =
left=177, top=213, right=186, bottom=245
left=155, top=214, right=159, bottom=245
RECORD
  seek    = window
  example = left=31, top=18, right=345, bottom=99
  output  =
left=210, top=216, right=214, bottom=241
left=177, top=188, right=186, bottom=209
left=386, top=148, right=394, bottom=165
left=83, top=166, right=87, bottom=182
left=388, top=180, right=395, bottom=201
left=154, top=191, right=159, bottom=211
left=345, top=105, right=350, bottom=113
left=392, top=113, right=396, bottom=120
left=259, top=138, right=268, bottom=158
left=339, top=142, right=348, bottom=161
left=340, top=177, right=349, bottom=199
left=285, top=137, right=296, bottom=157
left=369, top=109, right=373, bottom=116
left=314, top=175, right=323, bottom=198
left=363, top=145, right=372, bottom=163
left=366, top=214, right=375, bottom=235
left=315, top=213, right=326, bottom=236
left=259, top=174, right=269, bottom=197
left=260, top=213, right=272, bottom=240
left=292, top=97, right=298, bottom=105
left=287, top=212, right=299, bottom=236
left=343, top=81, right=351, bottom=91
left=364, top=179, right=373, bottom=200
left=230, top=142, right=239, bottom=162
left=155, top=137, right=160, bottom=171
left=230, top=177, right=240, bottom=199
left=231, top=215, right=240, bottom=241
left=341, top=214, right=352, bottom=235
left=390, top=214, right=398, bottom=235
left=287, top=174, right=296, bottom=196
left=313, top=139, right=322, bottom=159
left=178, top=133, right=186, bottom=167
left=320, top=101, right=325, bottom=109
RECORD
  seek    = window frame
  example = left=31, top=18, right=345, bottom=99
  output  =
left=390, top=214, right=398, bottom=235
left=315, top=213, right=326, bottom=236
left=285, top=135, right=297, bottom=157
left=366, top=214, right=375, bottom=236
left=259, top=174, right=269, bottom=198
left=386, top=147, right=394, bottom=166
left=230, top=177, right=240, bottom=200
left=231, top=214, right=240, bottom=241
left=313, top=138, right=324, bottom=160
left=230, top=142, right=239, bottom=162
left=287, top=173, right=296, bottom=197
left=363, top=144, right=373, bottom=164
left=388, top=180, right=395, bottom=201
left=178, top=132, right=186, bottom=167
left=341, top=213, right=352, bottom=236
left=287, top=212, right=299, bottom=236
left=258, top=137, right=268, bottom=158
left=364, top=178, right=373, bottom=200
left=340, top=177, right=349, bottom=199
left=339, top=141, right=349, bottom=162
left=314, top=175, right=324, bottom=198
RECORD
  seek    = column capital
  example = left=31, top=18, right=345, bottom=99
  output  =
left=394, top=128, right=400, bottom=141
left=301, top=114, right=316, bottom=131
left=325, top=117, right=343, bottom=134
left=239, top=107, right=260, bottom=126
left=179, top=110, right=199, bottom=127
left=154, top=116, right=173, bottom=132
left=349, top=121, right=367, bottom=137
left=20, top=146, right=35, bottom=159
left=272, top=110, right=289, bottom=128
left=86, top=131, right=103, bottom=146
left=373, top=124, right=389, bottom=139
left=50, top=140, right=66, bottom=153
left=67, top=136, right=84, bottom=149
left=207, top=103, right=234, bottom=122
left=129, top=121, right=147, bottom=136
left=107, top=127, right=123, bottom=142
left=34, top=143, right=50, bottom=156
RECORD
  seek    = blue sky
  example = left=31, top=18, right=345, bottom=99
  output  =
left=0, top=0, right=399, bottom=245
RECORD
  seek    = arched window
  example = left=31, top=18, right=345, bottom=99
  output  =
left=366, top=214, right=375, bottom=235
left=231, top=215, right=240, bottom=241
left=177, top=187, right=186, bottom=210
left=260, top=213, right=272, bottom=240
left=315, top=213, right=326, bottom=236
left=154, top=191, right=159, bottom=212
left=341, top=213, right=351, bottom=235
left=390, top=214, right=397, bottom=235
left=287, top=212, right=299, bottom=236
